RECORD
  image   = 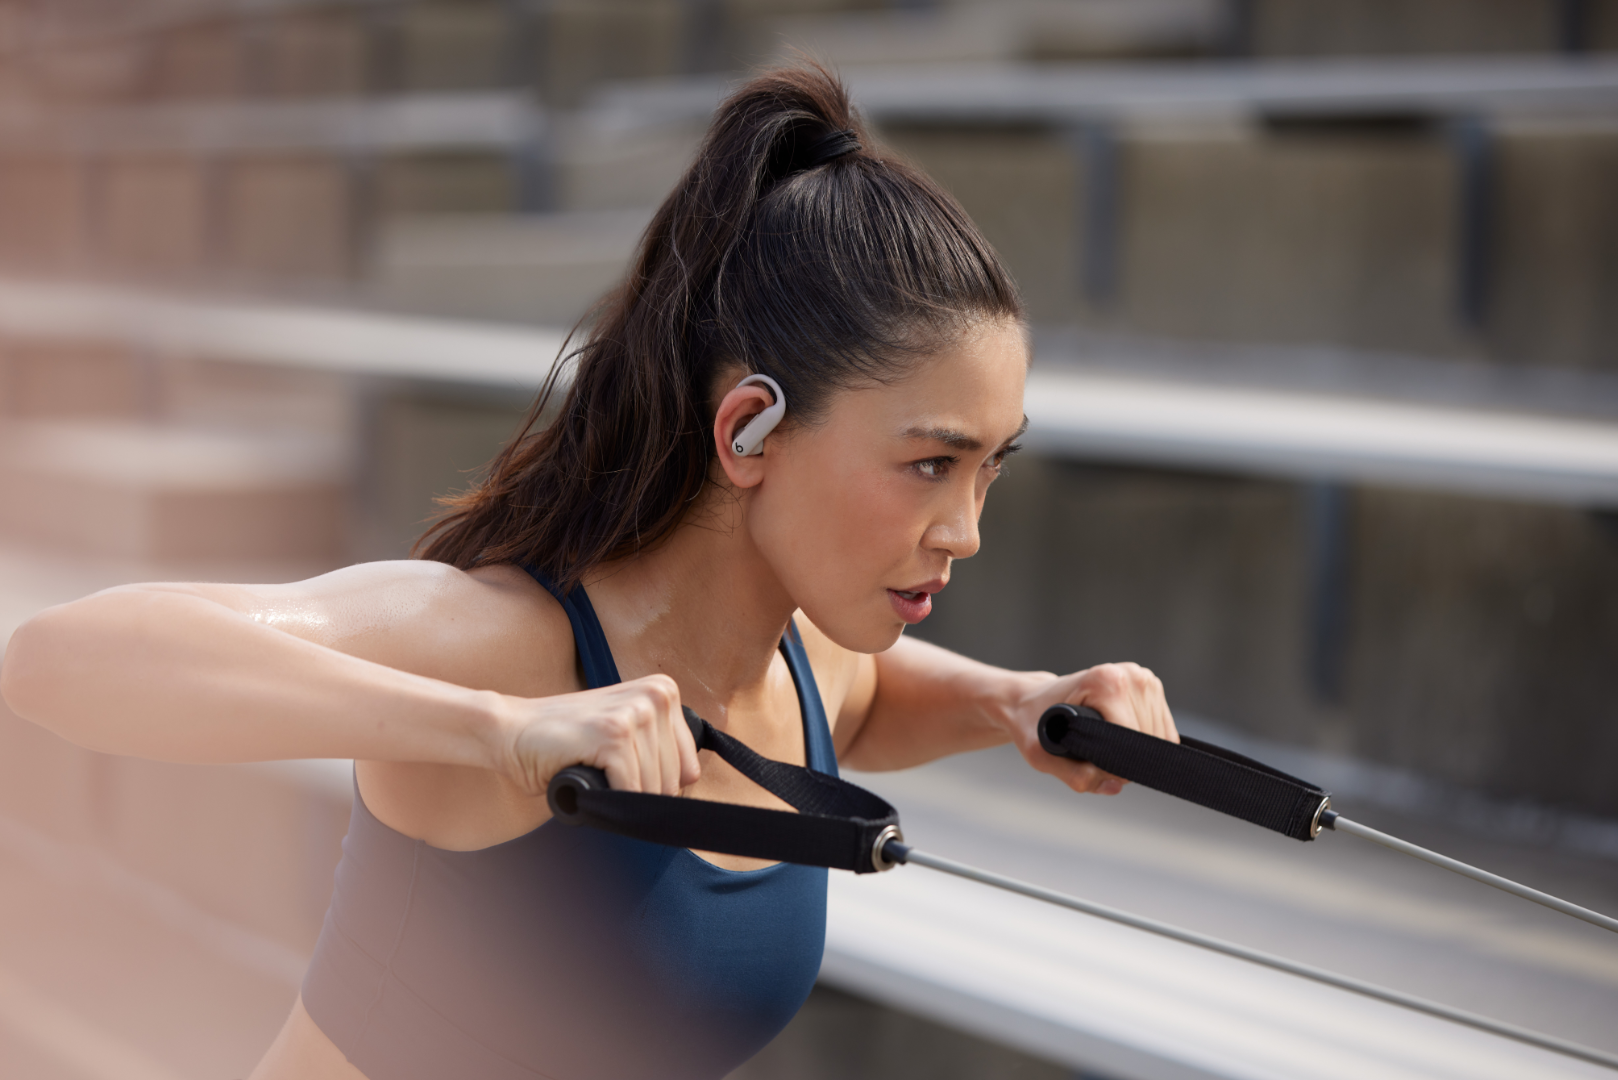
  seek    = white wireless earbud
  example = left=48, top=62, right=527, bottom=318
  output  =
left=730, top=374, right=786, bottom=457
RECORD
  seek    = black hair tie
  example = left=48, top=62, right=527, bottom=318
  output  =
left=804, top=127, right=861, bottom=168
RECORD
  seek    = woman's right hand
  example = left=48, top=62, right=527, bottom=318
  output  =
left=497, top=674, right=702, bottom=799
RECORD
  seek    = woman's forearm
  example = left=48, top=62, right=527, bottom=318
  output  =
left=839, top=635, right=1051, bottom=771
left=0, top=586, right=505, bottom=768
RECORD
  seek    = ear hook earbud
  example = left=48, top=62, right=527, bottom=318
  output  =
left=731, top=374, right=786, bottom=457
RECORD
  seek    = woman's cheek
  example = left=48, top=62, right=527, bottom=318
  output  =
left=841, top=471, right=919, bottom=552
left=761, top=474, right=869, bottom=580
left=802, top=474, right=903, bottom=590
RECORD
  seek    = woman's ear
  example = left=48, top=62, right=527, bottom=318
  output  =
left=729, top=374, right=786, bottom=455
left=713, top=383, right=779, bottom=489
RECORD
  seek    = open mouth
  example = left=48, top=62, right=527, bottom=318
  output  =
left=886, top=588, right=934, bottom=624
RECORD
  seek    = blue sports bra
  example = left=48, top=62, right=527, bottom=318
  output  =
left=301, top=568, right=836, bottom=1079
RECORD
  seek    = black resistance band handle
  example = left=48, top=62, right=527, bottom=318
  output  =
left=548, top=707, right=903, bottom=874
left=1038, top=704, right=1332, bottom=841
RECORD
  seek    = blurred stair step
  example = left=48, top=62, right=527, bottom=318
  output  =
left=0, top=421, right=349, bottom=562
left=764, top=0, right=1228, bottom=67
left=0, top=779, right=322, bottom=1080
left=0, top=338, right=156, bottom=420
left=886, top=113, right=1618, bottom=359
left=370, top=207, right=651, bottom=323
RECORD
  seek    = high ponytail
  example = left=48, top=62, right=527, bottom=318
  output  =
left=416, top=62, right=1023, bottom=586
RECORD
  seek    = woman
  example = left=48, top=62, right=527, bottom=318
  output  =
left=0, top=64, right=1176, bottom=1080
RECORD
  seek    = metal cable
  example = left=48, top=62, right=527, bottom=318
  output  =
left=1327, top=816, right=1618, bottom=934
left=887, top=843, right=1618, bottom=1072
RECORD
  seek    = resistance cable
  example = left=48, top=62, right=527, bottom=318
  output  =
left=548, top=704, right=1618, bottom=1071
left=1037, top=702, right=1618, bottom=935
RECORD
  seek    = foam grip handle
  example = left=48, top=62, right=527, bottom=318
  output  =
left=547, top=705, right=711, bottom=825
left=1038, top=703, right=1107, bottom=760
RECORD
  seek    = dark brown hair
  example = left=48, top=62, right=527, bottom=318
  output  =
left=417, top=62, right=1022, bottom=586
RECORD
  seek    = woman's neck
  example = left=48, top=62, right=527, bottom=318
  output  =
left=582, top=489, right=795, bottom=721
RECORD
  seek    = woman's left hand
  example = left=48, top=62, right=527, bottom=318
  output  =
left=1005, top=662, right=1178, bottom=795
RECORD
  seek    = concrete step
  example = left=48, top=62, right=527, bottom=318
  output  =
left=0, top=421, right=350, bottom=562
left=0, top=283, right=545, bottom=563
left=764, top=0, right=1230, bottom=67
left=0, top=338, right=157, bottom=420
left=0, top=708, right=350, bottom=967
left=883, top=112, right=1618, bottom=367
left=766, top=0, right=1618, bottom=63
left=9, top=0, right=1615, bottom=120
left=0, top=92, right=546, bottom=279
left=554, top=116, right=707, bottom=212
left=0, top=331, right=356, bottom=454
left=1244, top=0, right=1618, bottom=57
left=917, top=450, right=1618, bottom=819
left=0, top=817, right=301, bottom=1080
left=0, top=89, right=703, bottom=282
left=9, top=0, right=765, bottom=109
left=1487, top=116, right=1618, bottom=369
left=369, top=207, right=650, bottom=323
left=0, top=159, right=91, bottom=272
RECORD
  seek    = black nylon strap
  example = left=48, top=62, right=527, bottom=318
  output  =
left=1039, top=704, right=1331, bottom=842
left=547, top=708, right=901, bottom=873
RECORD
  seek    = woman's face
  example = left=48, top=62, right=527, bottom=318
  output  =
left=745, top=319, right=1029, bottom=653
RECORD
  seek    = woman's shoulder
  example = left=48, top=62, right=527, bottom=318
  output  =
left=330, top=562, right=580, bottom=848
left=406, top=561, right=579, bottom=697
left=259, top=559, right=578, bottom=698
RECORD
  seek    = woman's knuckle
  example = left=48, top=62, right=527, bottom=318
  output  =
left=1091, top=665, right=1125, bottom=692
left=602, top=710, right=636, bottom=740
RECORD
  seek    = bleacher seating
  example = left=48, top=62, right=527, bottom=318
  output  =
left=1, top=3, right=1616, bottom=1078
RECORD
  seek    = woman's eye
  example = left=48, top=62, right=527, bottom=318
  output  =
left=914, top=457, right=954, bottom=480
left=987, top=442, right=1023, bottom=473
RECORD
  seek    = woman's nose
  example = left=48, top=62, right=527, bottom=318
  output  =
left=925, top=492, right=981, bottom=560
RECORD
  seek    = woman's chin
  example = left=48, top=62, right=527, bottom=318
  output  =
left=808, top=607, right=911, bottom=655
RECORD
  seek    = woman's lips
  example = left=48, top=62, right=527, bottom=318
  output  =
left=887, top=588, right=933, bottom=624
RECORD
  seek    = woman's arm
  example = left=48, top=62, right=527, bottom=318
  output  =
left=832, top=635, right=1038, bottom=768
left=0, top=561, right=697, bottom=797
left=834, top=634, right=1178, bottom=795
left=2, top=571, right=503, bottom=766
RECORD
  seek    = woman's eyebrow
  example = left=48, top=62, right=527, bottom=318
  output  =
left=903, top=425, right=981, bottom=451
left=903, top=415, right=1029, bottom=451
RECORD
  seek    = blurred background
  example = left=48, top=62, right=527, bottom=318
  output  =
left=0, top=1, right=1616, bottom=1078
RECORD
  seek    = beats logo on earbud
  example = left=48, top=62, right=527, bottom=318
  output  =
left=731, top=374, right=786, bottom=457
